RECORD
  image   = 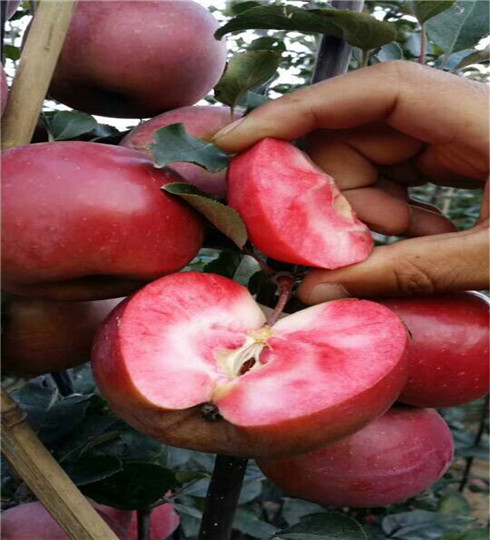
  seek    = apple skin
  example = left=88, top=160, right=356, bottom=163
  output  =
left=1, top=500, right=179, bottom=539
left=381, top=292, right=490, bottom=408
left=92, top=271, right=409, bottom=458
left=2, top=295, right=123, bottom=377
left=5, top=0, right=21, bottom=19
left=1, top=142, right=205, bottom=301
left=1, top=65, right=8, bottom=114
left=121, top=106, right=242, bottom=197
left=48, top=1, right=227, bottom=118
left=227, top=138, right=374, bottom=269
left=258, top=406, right=454, bottom=508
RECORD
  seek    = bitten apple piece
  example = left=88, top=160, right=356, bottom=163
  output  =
left=92, top=272, right=409, bottom=458
left=227, top=138, right=373, bottom=268
left=258, top=406, right=454, bottom=507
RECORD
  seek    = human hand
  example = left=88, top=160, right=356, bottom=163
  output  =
left=214, top=61, right=489, bottom=302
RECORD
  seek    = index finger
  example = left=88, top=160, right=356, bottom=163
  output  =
left=213, top=61, right=489, bottom=160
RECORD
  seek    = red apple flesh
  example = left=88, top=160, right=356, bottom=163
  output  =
left=381, top=292, right=490, bottom=407
left=49, top=1, right=227, bottom=118
left=227, top=138, right=374, bottom=268
left=2, top=296, right=123, bottom=377
left=1, top=142, right=204, bottom=301
left=92, top=272, right=409, bottom=458
left=258, top=406, right=454, bottom=508
left=121, top=105, right=242, bottom=196
left=1, top=500, right=179, bottom=540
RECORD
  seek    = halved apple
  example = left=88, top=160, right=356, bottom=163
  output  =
left=92, top=272, right=408, bottom=458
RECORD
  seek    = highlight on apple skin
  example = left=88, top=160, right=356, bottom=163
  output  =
left=381, top=292, right=490, bottom=408
left=257, top=406, right=454, bottom=508
left=48, top=0, right=227, bottom=118
left=0, top=500, right=180, bottom=540
left=1, top=296, right=123, bottom=377
left=121, top=105, right=242, bottom=197
left=227, top=138, right=374, bottom=268
left=92, top=271, right=409, bottom=458
left=1, top=142, right=205, bottom=301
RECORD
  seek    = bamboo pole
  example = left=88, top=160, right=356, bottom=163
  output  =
left=2, top=389, right=119, bottom=539
left=1, top=0, right=77, bottom=149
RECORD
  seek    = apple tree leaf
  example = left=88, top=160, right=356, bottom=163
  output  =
left=272, top=512, right=367, bottom=539
left=203, top=250, right=243, bottom=278
left=46, top=110, right=98, bottom=141
left=234, top=506, right=279, bottom=538
left=152, top=123, right=229, bottom=172
left=247, top=36, right=286, bottom=52
left=245, top=91, right=271, bottom=113
left=163, top=183, right=248, bottom=249
left=214, top=50, right=281, bottom=109
left=4, top=44, right=20, bottom=60
left=426, top=0, right=490, bottom=54
left=215, top=5, right=396, bottom=50
left=64, top=455, right=123, bottom=487
left=410, top=1, right=455, bottom=24
left=82, top=461, right=178, bottom=511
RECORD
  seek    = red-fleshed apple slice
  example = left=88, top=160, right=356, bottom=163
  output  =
left=227, top=138, right=374, bottom=268
left=92, top=272, right=408, bottom=458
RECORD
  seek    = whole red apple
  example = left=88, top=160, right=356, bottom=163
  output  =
left=258, top=406, right=454, bottom=508
left=121, top=105, right=242, bottom=196
left=381, top=292, right=489, bottom=407
left=2, top=295, right=123, bottom=377
left=92, top=272, right=409, bottom=458
left=1, top=64, right=8, bottom=115
left=48, top=1, right=227, bottom=118
left=227, top=138, right=374, bottom=268
left=1, top=500, right=179, bottom=539
left=1, top=142, right=204, bottom=301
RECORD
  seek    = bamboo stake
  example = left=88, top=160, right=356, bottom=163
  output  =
left=2, top=389, right=119, bottom=539
left=1, top=0, right=77, bottom=149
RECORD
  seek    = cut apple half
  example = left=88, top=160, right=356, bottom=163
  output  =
left=227, top=138, right=374, bottom=268
left=92, top=272, right=409, bottom=458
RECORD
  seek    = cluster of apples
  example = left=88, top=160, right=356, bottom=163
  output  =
left=1, top=0, right=489, bottom=521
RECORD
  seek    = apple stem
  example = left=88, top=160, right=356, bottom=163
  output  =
left=268, top=274, right=295, bottom=326
left=137, top=507, right=151, bottom=540
left=243, top=246, right=275, bottom=277
left=197, top=455, right=248, bottom=540
left=458, top=394, right=489, bottom=492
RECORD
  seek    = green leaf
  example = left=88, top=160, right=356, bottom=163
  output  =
left=39, top=395, right=92, bottom=445
left=13, top=381, right=56, bottom=430
left=4, top=44, right=20, bottom=60
left=438, top=490, right=471, bottom=515
left=152, top=123, right=229, bottom=172
left=203, top=250, right=243, bottom=278
left=215, top=5, right=397, bottom=50
left=234, top=506, right=279, bottom=538
left=245, top=91, right=271, bottom=113
left=426, top=0, right=490, bottom=54
left=47, top=110, right=98, bottom=141
left=376, top=41, right=404, bottom=61
left=437, top=528, right=490, bottom=540
left=455, top=45, right=490, bottom=69
left=215, top=50, right=281, bottom=109
left=410, top=1, right=455, bottom=23
left=82, top=461, right=178, bottom=511
left=65, top=455, right=123, bottom=486
left=163, top=183, right=248, bottom=249
left=281, top=498, right=326, bottom=527
left=232, top=255, right=261, bottom=287
left=226, top=0, right=263, bottom=16
left=248, top=36, right=287, bottom=52
left=273, top=512, right=367, bottom=540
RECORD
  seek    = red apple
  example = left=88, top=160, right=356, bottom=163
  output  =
left=1, top=500, right=179, bottom=539
left=381, top=292, right=490, bottom=408
left=258, top=406, right=454, bottom=508
left=92, top=272, right=409, bottom=458
left=121, top=105, right=242, bottom=196
left=227, top=138, right=374, bottom=268
left=1, top=142, right=205, bottom=301
left=1, top=65, right=8, bottom=115
left=49, top=1, right=227, bottom=118
left=2, top=295, right=123, bottom=377
left=5, top=0, right=21, bottom=20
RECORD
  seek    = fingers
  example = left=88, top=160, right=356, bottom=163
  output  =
left=297, top=225, right=489, bottom=303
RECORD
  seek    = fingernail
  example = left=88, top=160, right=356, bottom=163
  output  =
left=310, top=283, right=349, bottom=302
left=213, top=117, right=245, bottom=140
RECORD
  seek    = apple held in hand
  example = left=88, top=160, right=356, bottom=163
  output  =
left=381, top=292, right=490, bottom=408
left=92, top=272, right=409, bottom=458
left=49, top=1, right=226, bottom=118
left=227, top=138, right=374, bottom=269
left=258, top=406, right=454, bottom=508
left=1, top=500, right=179, bottom=540
left=2, top=295, right=123, bottom=377
left=1, top=142, right=204, bottom=301
left=121, top=106, right=242, bottom=197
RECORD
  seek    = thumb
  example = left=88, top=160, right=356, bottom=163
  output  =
left=297, top=225, right=489, bottom=303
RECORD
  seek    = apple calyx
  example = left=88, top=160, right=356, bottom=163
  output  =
left=217, top=326, right=274, bottom=379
